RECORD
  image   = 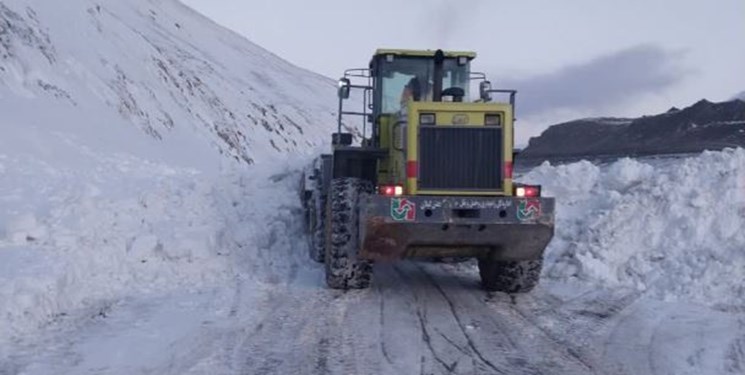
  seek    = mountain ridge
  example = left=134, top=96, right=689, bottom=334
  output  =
left=520, top=98, right=745, bottom=161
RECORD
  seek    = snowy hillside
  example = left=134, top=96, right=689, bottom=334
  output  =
left=0, top=0, right=342, bottom=353
left=1, top=0, right=338, bottom=168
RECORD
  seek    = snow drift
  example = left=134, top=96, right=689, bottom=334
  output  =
left=0, top=151, right=228, bottom=341
left=523, top=148, right=745, bottom=306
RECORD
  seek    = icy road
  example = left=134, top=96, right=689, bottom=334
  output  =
left=9, top=262, right=743, bottom=375
left=2, top=150, right=745, bottom=375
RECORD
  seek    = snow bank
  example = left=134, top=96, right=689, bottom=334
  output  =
left=523, top=149, right=745, bottom=306
left=0, top=140, right=312, bottom=351
left=0, top=152, right=235, bottom=345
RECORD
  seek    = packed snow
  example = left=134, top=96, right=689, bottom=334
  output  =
left=0, top=149, right=229, bottom=345
left=523, top=149, right=745, bottom=307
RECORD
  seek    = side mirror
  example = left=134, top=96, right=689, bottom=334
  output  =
left=338, top=78, right=351, bottom=99
left=479, top=80, right=492, bottom=102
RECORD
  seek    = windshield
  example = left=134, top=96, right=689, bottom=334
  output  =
left=379, top=57, right=471, bottom=114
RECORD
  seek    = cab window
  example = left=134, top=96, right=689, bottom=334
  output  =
left=379, top=58, right=433, bottom=114
left=377, top=56, right=471, bottom=114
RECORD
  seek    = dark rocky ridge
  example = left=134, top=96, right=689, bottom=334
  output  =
left=520, top=99, right=745, bottom=162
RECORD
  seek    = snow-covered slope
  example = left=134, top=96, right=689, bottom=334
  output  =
left=1, top=0, right=337, bottom=168
left=0, top=0, right=342, bottom=349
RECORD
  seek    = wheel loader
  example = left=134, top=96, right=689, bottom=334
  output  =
left=301, top=49, right=554, bottom=292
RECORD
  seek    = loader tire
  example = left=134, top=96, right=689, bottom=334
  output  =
left=324, top=177, right=373, bottom=289
left=308, top=179, right=326, bottom=263
left=478, top=259, right=542, bottom=293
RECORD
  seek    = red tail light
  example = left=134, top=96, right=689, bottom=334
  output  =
left=514, top=185, right=541, bottom=197
left=379, top=185, right=404, bottom=196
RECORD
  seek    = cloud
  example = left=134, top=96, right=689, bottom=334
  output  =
left=498, top=45, right=691, bottom=118
left=733, top=91, right=745, bottom=100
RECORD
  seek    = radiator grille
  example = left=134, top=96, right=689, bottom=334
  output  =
left=418, top=126, right=503, bottom=191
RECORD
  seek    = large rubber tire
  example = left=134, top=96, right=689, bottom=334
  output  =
left=324, top=178, right=373, bottom=289
left=478, top=259, right=543, bottom=293
left=308, top=178, right=326, bottom=263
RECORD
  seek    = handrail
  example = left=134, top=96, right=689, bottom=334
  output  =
left=337, top=69, right=374, bottom=144
left=483, top=89, right=517, bottom=121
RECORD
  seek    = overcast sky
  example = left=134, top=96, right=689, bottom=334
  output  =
left=181, top=0, right=745, bottom=143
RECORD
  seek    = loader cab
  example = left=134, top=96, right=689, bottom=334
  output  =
left=370, top=49, right=475, bottom=116
left=331, top=49, right=499, bottom=187
left=334, top=49, right=478, bottom=148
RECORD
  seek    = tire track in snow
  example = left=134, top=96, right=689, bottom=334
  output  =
left=389, top=265, right=465, bottom=374
left=412, top=263, right=509, bottom=375
left=418, top=262, right=604, bottom=375
left=502, top=297, right=599, bottom=374
left=390, top=263, right=505, bottom=374
left=415, top=307, right=459, bottom=373
left=503, top=288, right=645, bottom=375
left=376, top=288, right=396, bottom=367
left=374, top=265, right=428, bottom=375
left=234, top=288, right=333, bottom=374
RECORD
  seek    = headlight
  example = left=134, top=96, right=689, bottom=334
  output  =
left=419, top=113, right=436, bottom=125
left=485, top=114, right=501, bottom=126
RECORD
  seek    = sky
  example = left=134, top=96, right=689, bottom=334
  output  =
left=181, top=0, right=745, bottom=144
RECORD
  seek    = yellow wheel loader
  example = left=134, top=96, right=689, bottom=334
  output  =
left=300, top=49, right=554, bottom=292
